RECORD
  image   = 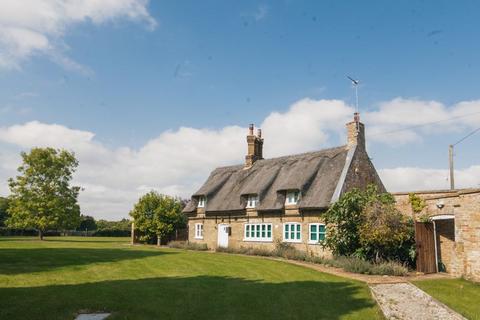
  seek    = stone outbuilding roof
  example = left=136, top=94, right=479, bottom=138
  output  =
left=183, top=145, right=351, bottom=213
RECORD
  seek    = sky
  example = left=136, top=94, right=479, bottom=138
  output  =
left=0, top=0, right=479, bottom=220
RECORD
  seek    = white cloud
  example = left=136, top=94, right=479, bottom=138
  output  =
left=0, top=0, right=156, bottom=72
left=379, top=166, right=480, bottom=192
left=365, top=98, right=480, bottom=144
left=0, top=97, right=478, bottom=219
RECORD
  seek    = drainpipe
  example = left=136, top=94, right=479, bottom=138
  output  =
left=433, top=220, right=439, bottom=273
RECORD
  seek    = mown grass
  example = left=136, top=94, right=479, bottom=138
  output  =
left=413, top=278, right=480, bottom=320
left=0, top=236, right=382, bottom=319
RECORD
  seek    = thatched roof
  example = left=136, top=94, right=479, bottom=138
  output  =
left=183, top=145, right=350, bottom=213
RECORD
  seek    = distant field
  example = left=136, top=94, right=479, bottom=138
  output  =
left=0, top=236, right=382, bottom=319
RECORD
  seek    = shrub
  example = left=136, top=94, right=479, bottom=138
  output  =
left=338, top=257, right=373, bottom=274
left=273, top=240, right=298, bottom=259
left=167, top=241, right=208, bottom=251
left=324, top=185, right=416, bottom=266
left=369, top=261, right=409, bottom=276
left=217, top=243, right=409, bottom=276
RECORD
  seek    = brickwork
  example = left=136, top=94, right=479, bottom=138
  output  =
left=393, top=189, right=480, bottom=281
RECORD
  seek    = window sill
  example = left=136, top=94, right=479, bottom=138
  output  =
left=243, top=239, right=273, bottom=243
left=308, top=241, right=321, bottom=245
left=194, top=237, right=204, bottom=240
left=283, top=240, right=302, bottom=244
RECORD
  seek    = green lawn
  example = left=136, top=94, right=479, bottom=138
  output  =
left=0, top=237, right=382, bottom=320
left=413, top=278, right=480, bottom=320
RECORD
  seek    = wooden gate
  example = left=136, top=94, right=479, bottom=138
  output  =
left=415, top=222, right=436, bottom=273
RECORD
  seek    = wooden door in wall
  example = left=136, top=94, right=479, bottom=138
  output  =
left=415, top=222, right=436, bottom=273
left=217, top=224, right=229, bottom=248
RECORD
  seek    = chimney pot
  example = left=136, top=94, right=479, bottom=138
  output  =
left=248, top=124, right=254, bottom=135
left=257, top=128, right=262, bottom=138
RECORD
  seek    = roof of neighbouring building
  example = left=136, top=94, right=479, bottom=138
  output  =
left=183, top=145, right=351, bottom=213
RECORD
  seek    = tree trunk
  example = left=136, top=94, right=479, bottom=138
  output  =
left=157, top=235, right=161, bottom=246
left=38, top=229, right=44, bottom=240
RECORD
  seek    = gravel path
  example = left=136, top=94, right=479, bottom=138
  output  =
left=370, top=283, right=466, bottom=320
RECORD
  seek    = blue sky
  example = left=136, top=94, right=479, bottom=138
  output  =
left=0, top=1, right=479, bottom=218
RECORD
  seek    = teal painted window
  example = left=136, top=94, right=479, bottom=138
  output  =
left=244, top=223, right=273, bottom=242
left=309, top=223, right=326, bottom=243
left=283, top=223, right=301, bottom=242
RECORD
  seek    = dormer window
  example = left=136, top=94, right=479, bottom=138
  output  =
left=198, top=196, right=206, bottom=208
left=285, top=190, right=300, bottom=205
left=246, top=194, right=259, bottom=208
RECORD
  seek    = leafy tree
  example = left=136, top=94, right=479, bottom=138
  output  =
left=79, top=215, right=97, bottom=231
left=359, top=191, right=415, bottom=263
left=0, top=197, right=9, bottom=227
left=6, top=148, right=81, bottom=239
left=323, top=188, right=367, bottom=256
left=129, top=191, right=186, bottom=245
left=323, top=185, right=415, bottom=265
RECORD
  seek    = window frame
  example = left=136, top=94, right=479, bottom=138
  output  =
left=246, top=194, right=259, bottom=208
left=197, top=196, right=206, bottom=208
left=194, top=223, right=204, bottom=239
left=244, top=223, right=273, bottom=242
left=285, top=190, right=300, bottom=205
left=308, top=223, right=326, bottom=244
left=283, top=222, right=302, bottom=243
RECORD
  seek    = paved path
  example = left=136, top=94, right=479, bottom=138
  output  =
left=370, top=283, right=466, bottom=320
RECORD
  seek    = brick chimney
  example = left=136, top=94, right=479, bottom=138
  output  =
left=346, top=112, right=365, bottom=149
left=245, top=124, right=264, bottom=168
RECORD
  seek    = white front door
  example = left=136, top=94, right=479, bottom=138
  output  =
left=217, top=224, right=229, bottom=248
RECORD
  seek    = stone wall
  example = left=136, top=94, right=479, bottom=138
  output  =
left=187, top=207, right=331, bottom=257
left=393, top=189, right=480, bottom=282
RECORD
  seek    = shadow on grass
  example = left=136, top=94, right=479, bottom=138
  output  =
left=0, top=276, right=380, bottom=320
left=0, top=248, right=171, bottom=275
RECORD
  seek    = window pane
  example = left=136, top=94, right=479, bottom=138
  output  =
left=246, top=225, right=250, bottom=238
left=319, top=225, right=325, bottom=233
left=311, top=232, right=317, bottom=241
left=261, top=224, right=266, bottom=237
left=296, top=232, right=300, bottom=240
left=291, top=230, right=295, bottom=239
left=296, top=224, right=301, bottom=232
left=319, top=233, right=325, bottom=241
left=256, top=225, right=260, bottom=237
left=267, top=225, right=271, bottom=238
left=311, top=224, right=317, bottom=233
left=285, top=225, right=289, bottom=239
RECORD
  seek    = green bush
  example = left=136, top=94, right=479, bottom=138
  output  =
left=369, top=261, right=409, bottom=276
left=167, top=241, right=208, bottom=251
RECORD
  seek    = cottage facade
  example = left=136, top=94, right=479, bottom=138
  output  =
left=183, top=114, right=384, bottom=255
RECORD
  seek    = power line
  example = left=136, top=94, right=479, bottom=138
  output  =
left=369, top=110, right=480, bottom=136
left=453, top=126, right=480, bottom=146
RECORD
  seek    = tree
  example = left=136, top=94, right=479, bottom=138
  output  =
left=359, top=191, right=415, bottom=263
left=7, top=148, right=81, bottom=240
left=322, top=188, right=367, bottom=256
left=323, top=185, right=415, bottom=264
left=129, top=191, right=186, bottom=245
left=79, top=215, right=97, bottom=231
left=0, top=197, right=9, bottom=227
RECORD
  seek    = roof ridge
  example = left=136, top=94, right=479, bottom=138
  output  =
left=214, top=144, right=347, bottom=170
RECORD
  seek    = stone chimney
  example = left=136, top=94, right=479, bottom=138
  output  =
left=346, top=112, right=365, bottom=149
left=245, top=124, right=264, bottom=168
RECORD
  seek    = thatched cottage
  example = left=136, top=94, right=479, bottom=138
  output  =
left=183, top=113, right=384, bottom=255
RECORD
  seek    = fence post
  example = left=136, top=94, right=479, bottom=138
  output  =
left=131, top=222, right=135, bottom=245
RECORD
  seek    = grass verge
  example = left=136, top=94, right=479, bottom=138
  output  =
left=412, top=278, right=480, bottom=319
